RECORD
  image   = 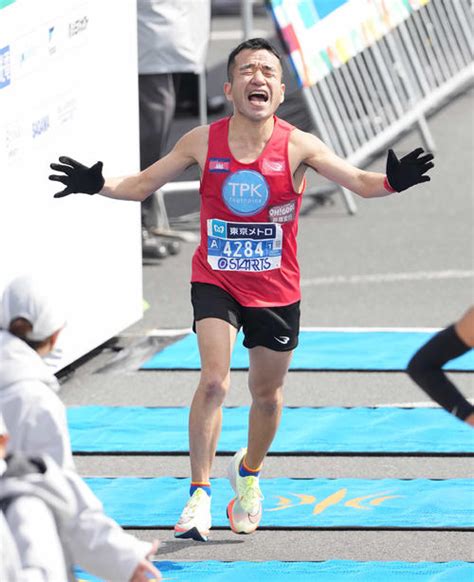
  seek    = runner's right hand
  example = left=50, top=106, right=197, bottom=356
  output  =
left=49, top=156, right=105, bottom=198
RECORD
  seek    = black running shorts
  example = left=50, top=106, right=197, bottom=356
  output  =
left=191, top=282, right=300, bottom=352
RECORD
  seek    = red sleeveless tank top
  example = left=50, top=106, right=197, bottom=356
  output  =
left=191, top=115, right=304, bottom=307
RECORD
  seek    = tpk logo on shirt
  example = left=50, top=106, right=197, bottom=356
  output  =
left=222, top=170, right=269, bottom=216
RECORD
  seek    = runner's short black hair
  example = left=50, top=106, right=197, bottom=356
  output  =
left=227, top=37, right=282, bottom=81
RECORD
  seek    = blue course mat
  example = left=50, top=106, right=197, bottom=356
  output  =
left=84, top=477, right=474, bottom=529
left=68, top=406, right=474, bottom=454
left=140, top=329, right=474, bottom=371
left=76, top=560, right=474, bottom=582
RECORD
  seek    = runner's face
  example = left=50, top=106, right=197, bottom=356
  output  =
left=224, top=49, right=285, bottom=121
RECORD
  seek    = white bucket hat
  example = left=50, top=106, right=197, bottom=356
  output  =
left=1, top=274, right=66, bottom=341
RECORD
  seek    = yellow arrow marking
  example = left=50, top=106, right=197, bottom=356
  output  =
left=267, top=489, right=402, bottom=515
left=345, top=493, right=381, bottom=510
left=275, top=495, right=292, bottom=507
left=267, top=495, right=292, bottom=511
left=313, top=488, right=347, bottom=515
left=294, top=493, right=317, bottom=505
left=267, top=493, right=316, bottom=511
left=370, top=495, right=401, bottom=506
left=345, top=492, right=402, bottom=509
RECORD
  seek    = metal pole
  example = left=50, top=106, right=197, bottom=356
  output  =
left=198, top=70, right=207, bottom=126
left=241, top=0, right=253, bottom=40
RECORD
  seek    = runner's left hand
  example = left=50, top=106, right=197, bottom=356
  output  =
left=385, top=148, right=434, bottom=192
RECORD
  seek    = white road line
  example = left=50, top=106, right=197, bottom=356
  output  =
left=375, top=402, right=439, bottom=408
left=299, top=326, right=441, bottom=332
left=301, top=269, right=474, bottom=287
left=376, top=399, right=474, bottom=408
left=145, top=328, right=192, bottom=336
left=119, top=328, right=192, bottom=338
left=136, top=326, right=442, bottom=336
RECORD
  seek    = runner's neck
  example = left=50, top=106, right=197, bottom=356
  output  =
left=228, top=115, right=275, bottom=162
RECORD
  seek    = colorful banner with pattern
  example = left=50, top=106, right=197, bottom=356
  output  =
left=269, top=0, right=431, bottom=86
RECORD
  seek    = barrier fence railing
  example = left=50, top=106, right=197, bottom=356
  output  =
left=271, top=0, right=473, bottom=214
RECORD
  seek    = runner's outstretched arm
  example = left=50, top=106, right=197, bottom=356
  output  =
left=49, top=126, right=206, bottom=201
left=292, top=129, right=434, bottom=198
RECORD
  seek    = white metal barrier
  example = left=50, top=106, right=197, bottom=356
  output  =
left=297, top=0, right=473, bottom=213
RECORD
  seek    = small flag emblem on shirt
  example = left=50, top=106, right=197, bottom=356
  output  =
left=262, top=159, right=286, bottom=174
left=209, top=158, right=230, bottom=172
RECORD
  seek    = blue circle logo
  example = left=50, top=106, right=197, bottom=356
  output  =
left=222, top=170, right=269, bottom=216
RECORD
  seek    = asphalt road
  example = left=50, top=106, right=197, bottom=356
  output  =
left=61, top=8, right=474, bottom=573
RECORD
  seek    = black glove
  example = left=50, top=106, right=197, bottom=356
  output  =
left=49, top=156, right=105, bottom=198
left=385, top=147, right=434, bottom=192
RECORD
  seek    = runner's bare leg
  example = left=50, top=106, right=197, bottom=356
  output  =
left=246, top=347, right=293, bottom=469
left=189, top=318, right=238, bottom=482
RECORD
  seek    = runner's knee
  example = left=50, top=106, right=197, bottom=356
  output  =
left=251, top=388, right=283, bottom=415
left=197, top=376, right=229, bottom=404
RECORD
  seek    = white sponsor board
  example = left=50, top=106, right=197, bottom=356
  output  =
left=0, top=0, right=142, bottom=369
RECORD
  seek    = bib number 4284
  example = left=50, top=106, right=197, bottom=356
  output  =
left=222, top=240, right=264, bottom=258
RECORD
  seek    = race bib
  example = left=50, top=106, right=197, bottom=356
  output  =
left=207, top=218, right=283, bottom=272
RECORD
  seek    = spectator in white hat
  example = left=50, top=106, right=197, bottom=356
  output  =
left=0, top=412, right=162, bottom=582
left=0, top=274, right=74, bottom=469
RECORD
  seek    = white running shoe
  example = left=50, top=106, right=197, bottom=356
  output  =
left=174, top=488, right=211, bottom=542
left=226, top=448, right=263, bottom=534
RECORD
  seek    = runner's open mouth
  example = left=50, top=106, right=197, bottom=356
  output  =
left=248, top=91, right=269, bottom=103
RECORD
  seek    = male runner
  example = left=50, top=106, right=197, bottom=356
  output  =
left=49, top=38, right=434, bottom=541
